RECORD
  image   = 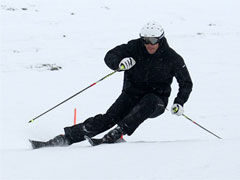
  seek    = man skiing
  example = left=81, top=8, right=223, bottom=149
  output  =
left=30, top=21, right=193, bottom=148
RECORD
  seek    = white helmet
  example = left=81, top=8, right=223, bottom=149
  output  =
left=140, top=21, right=164, bottom=38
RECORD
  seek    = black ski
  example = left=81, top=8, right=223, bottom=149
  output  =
left=29, top=140, right=49, bottom=149
left=84, top=135, right=126, bottom=146
left=84, top=136, right=103, bottom=146
left=29, top=135, right=70, bottom=149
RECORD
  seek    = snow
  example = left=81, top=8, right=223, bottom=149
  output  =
left=1, top=0, right=240, bottom=179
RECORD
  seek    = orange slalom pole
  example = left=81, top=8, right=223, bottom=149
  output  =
left=74, top=108, right=77, bottom=125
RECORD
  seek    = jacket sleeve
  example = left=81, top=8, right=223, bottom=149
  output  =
left=172, top=54, right=193, bottom=106
left=104, top=40, right=136, bottom=70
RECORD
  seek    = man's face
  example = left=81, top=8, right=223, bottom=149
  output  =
left=144, top=43, right=159, bottom=54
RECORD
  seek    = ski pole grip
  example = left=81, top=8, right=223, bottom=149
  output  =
left=29, top=119, right=34, bottom=123
left=120, top=65, right=125, bottom=70
left=173, top=107, right=178, bottom=113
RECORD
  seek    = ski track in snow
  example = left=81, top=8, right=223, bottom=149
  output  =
left=1, top=0, right=240, bottom=179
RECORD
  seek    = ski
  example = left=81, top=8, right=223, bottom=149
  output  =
left=30, top=135, right=127, bottom=149
left=29, top=139, right=49, bottom=149
left=84, top=135, right=126, bottom=146
left=29, top=135, right=70, bottom=149
left=84, top=136, right=104, bottom=146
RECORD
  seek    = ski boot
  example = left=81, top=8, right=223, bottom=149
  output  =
left=102, top=126, right=126, bottom=143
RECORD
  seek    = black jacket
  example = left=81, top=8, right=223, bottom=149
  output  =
left=104, top=37, right=193, bottom=106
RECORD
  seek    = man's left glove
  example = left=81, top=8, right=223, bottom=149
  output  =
left=119, top=57, right=136, bottom=71
left=171, top=104, right=184, bottom=116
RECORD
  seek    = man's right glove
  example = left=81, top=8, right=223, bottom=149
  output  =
left=171, top=104, right=184, bottom=116
left=119, top=57, right=136, bottom=71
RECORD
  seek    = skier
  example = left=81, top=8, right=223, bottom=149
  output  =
left=30, top=21, right=193, bottom=148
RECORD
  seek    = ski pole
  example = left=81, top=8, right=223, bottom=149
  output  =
left=168, top=108, right=222, bottom=139
left=181, top=113, right=222, bottom=139
left=29, top=69, right=119, bottom=123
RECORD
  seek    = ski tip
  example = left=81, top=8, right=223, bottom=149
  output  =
left=84, top=136, right=103, bottom=146
left=29, top=139, right=35, bottom=149
left=84, top=135, right=90, bottom=141
left=84, top=135, right=95, bottom=146
left=29, top=139, right=34, bottom=144
left=29, top=139, right=45, bottom=150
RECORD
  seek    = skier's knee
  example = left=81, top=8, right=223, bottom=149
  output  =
left=141, top=93, right=165, bottom=118
left=149, top=103, right=165, bottom=118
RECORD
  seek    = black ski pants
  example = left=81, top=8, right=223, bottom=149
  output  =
left=64, top=92, right=166, bottom=144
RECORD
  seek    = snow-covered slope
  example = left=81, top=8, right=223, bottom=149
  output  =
left=1, top=0, right=240, bottom=179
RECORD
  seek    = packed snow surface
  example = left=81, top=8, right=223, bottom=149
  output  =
left=1, top=0, right=240, bottom=179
